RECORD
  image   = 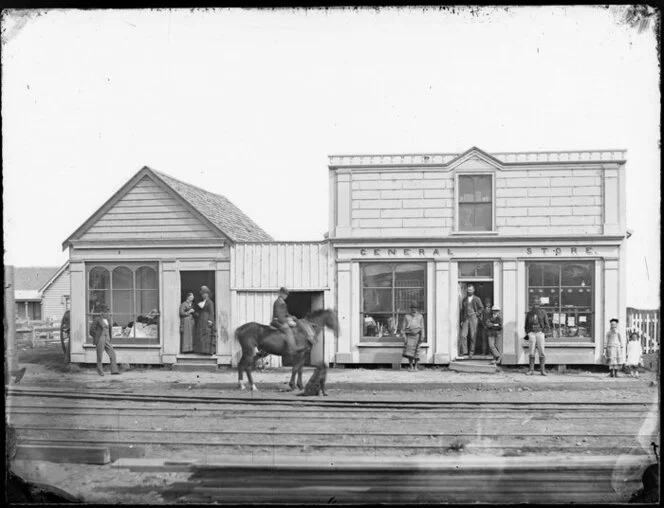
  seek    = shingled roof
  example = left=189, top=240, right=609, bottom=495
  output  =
left=151, top=169, right=273, bottom=242
left=13, top=267, right=60, bottom=291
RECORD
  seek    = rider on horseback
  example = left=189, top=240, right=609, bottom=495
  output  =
left=271, top=287, right=299, bottom=356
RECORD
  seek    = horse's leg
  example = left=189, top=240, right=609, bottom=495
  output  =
left=293, top=353, right=306, bottom=390
left=245, top=361, right=258, bottom=391
left=287, top=357, right=298, bottom=391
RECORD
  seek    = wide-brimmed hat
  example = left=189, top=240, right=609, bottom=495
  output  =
left=200, top=285, right=211, bottom=295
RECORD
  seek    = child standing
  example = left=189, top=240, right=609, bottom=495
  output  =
left=626, top=332, right=643, bottom=378
left=604, top=318, right=624, bottom=378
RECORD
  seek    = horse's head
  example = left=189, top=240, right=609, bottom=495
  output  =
left=306, top=309, right=340, bottom=338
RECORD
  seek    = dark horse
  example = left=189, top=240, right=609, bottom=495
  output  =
left=235, top=309, right=339, bottom=391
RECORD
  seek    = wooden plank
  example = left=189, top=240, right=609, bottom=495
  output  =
left=81, top=231, right=218, bottom=240
left=15, top=444, right=111, bottom=464
left=114, top=198, right=181, bottom=207
left=88, top=224, right=212, bottom=233
left=95, top=218, right=202, bottom=227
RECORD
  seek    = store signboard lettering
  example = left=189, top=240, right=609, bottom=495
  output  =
left=357, top=246, right=597, bottom=257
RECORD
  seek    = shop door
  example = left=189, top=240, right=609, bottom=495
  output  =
left=458, top=281, right=494, bottom=356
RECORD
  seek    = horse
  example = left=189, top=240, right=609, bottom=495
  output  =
left=235, top=309, right=339, bottom=392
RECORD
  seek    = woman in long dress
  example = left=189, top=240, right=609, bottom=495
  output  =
left=193, top=286, right=216, bottom=355
left=179, top=292, right=195, bottom=353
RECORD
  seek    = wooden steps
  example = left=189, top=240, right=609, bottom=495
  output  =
left=172, top=355, right=218, bottom=372
left=449, top=359, right=497, bottom=374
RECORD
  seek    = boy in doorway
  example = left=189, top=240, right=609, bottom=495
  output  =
left=479, top=297, right=493, bottom=356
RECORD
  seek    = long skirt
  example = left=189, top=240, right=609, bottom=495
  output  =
left=180, top=316, right=195, bottom=353
left=606, top=345, right=623, bottom=368
left=402, top=332, right=422, bottom=359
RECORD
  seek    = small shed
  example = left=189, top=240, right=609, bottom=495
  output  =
left=13, top=266, right=60, bottom=321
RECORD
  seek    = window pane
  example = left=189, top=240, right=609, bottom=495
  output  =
left=89, top=290, right=109, bottom=313
left=136, top=266, right=158, bottom=290
left=89, top=267, right=110, bottom=290
left=362, top=264, right=393, bottom=287
left=459, top=176, right=475, bottom=202
left=474, top=203, right=492, bottom=231
left=528, top=264, right=543, bottom=286
left=561, top=263, right=592, bottom=287
left=561, top=287, right=592, bottom=308
left=394, top=264, right=425, bottom=287
left=112, top=267, right=133, bottom=290
left=541, top=264, right=560, bottom=286
left=110, top=314, right=135, bottom=338
left=459, top=261, right=493, bottom=278
left=112, top=289, right=134, bottom=317
left=459, top=203, right=476, bottom=230
left=363, top=288, right=392, bottom=313
left=362, top=313, right=398, bottom=338
left=475, top=176, right=492, bottom=202
left=136, top=290, right=159, bottom=315
left=395, top=288, right=425, bottom=313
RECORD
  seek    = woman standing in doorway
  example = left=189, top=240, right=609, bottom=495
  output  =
left=193, top=286, right=216, bottom=354
left=179, top=292, right=195, bottom=353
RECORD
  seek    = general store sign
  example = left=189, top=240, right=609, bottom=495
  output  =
left=346, top=245, right=607, bottom=259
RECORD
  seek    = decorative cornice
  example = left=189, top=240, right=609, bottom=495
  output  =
left=329, top=149, right=627, bottom=168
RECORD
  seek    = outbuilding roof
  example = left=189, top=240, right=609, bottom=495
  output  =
left=13, top=266, right=60, bottom=292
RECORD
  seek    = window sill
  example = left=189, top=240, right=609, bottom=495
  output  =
left=522, top=342, right=595, bottom=348
left=450, top=231, right=499, bottom=236
left=84, top=343, right=162, bottom=349
left=358, top=342, right=430, bottom=348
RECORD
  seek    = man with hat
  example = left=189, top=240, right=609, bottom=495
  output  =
left=401, top=301, right=425, bottom=371
left=88, top=304, right=120, bottom=376
left=485, top=305, right=503, bottom=365
left=525, top=296, right=549, bottom=376
left=271, top=287, right=298, bottom=356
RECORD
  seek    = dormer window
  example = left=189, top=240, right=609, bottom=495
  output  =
left=458, top=174, right=493, bottom=231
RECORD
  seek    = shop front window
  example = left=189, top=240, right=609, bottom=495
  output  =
left=87, top=263, right=160, bottom=345
left=361, top=263, right=426, bottom=343
left=527, top=261, right=594, bottom=341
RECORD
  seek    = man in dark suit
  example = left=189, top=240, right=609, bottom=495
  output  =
left=459, top=284, right=484, bottom=359
left=271, top=287, right=298, bottom=356
left=89, top=304, right=120, bottom=376
left=525, top=296, right=549, bottom=376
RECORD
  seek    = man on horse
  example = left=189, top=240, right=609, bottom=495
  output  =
left=271, top=287, right=299, bottom=356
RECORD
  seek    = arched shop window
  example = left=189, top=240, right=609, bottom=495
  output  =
left=87, top=263, right=160, bottom=345
left=527, top=261, right=594, bottom=342
left=361, top=263, right=426, bottom=343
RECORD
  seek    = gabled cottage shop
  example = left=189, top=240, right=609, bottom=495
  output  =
left=65, top=146, right=628, bottom=369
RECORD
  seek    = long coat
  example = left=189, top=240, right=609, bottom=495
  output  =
left=193, top=298, right=216, bottom=354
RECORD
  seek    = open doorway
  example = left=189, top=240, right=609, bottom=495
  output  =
left=180, top=271, right=215, bottom=354
left=458, top=281, right=494, bottom=357
left=282, top=291, right=324, bottom=367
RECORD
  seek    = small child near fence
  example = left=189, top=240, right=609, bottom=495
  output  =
left=626, top=332, right=643, bottom=378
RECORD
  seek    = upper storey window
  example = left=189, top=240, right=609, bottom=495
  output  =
left=458, top=175, right=493, bottom=231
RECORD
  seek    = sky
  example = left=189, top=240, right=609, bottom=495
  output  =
left=2, top=6, right=660, bottom=308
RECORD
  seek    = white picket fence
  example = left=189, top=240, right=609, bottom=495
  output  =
left=627, top=308, right=660, bottom=354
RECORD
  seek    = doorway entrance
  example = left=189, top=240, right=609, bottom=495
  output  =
left=179, top=271, right=215, bottom=354
left=458, top=281, right=495, bottom=357
left=282, top=291, right=324, bottom=367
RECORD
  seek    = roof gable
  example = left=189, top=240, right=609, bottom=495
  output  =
left=447, top=146, right=504, bottom=171
left=38, top=262, right=70, bottom=293
left=63, top=167, right=273, bottom=249
left=13, top=266, right=60, bottom=291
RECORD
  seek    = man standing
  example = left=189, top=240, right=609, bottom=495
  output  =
left=459, top=284, right=484, bottom=359
left=89, top=304, right=120, bottom=376
left=486, top=305, right=503, bottom=365
left=525, top=296, right=549, bottom=376
left=401, top=302, right=425, bottom=371
left=271, top=287, right=298, bottom=356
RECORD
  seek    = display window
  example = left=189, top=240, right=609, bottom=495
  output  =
left=361, top=262, right=426, bottom=343
left=527, top=261, right=594, bottom=341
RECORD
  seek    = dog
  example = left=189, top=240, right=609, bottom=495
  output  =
left=297, top=363, right=328, bottom=397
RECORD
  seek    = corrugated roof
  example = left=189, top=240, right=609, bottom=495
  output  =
left=151, top=169, right=274, bottom=242
left=12, top=267, right=60, bottom=291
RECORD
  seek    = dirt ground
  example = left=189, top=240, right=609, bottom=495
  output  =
left=6, top=340, right=660, bottom=504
